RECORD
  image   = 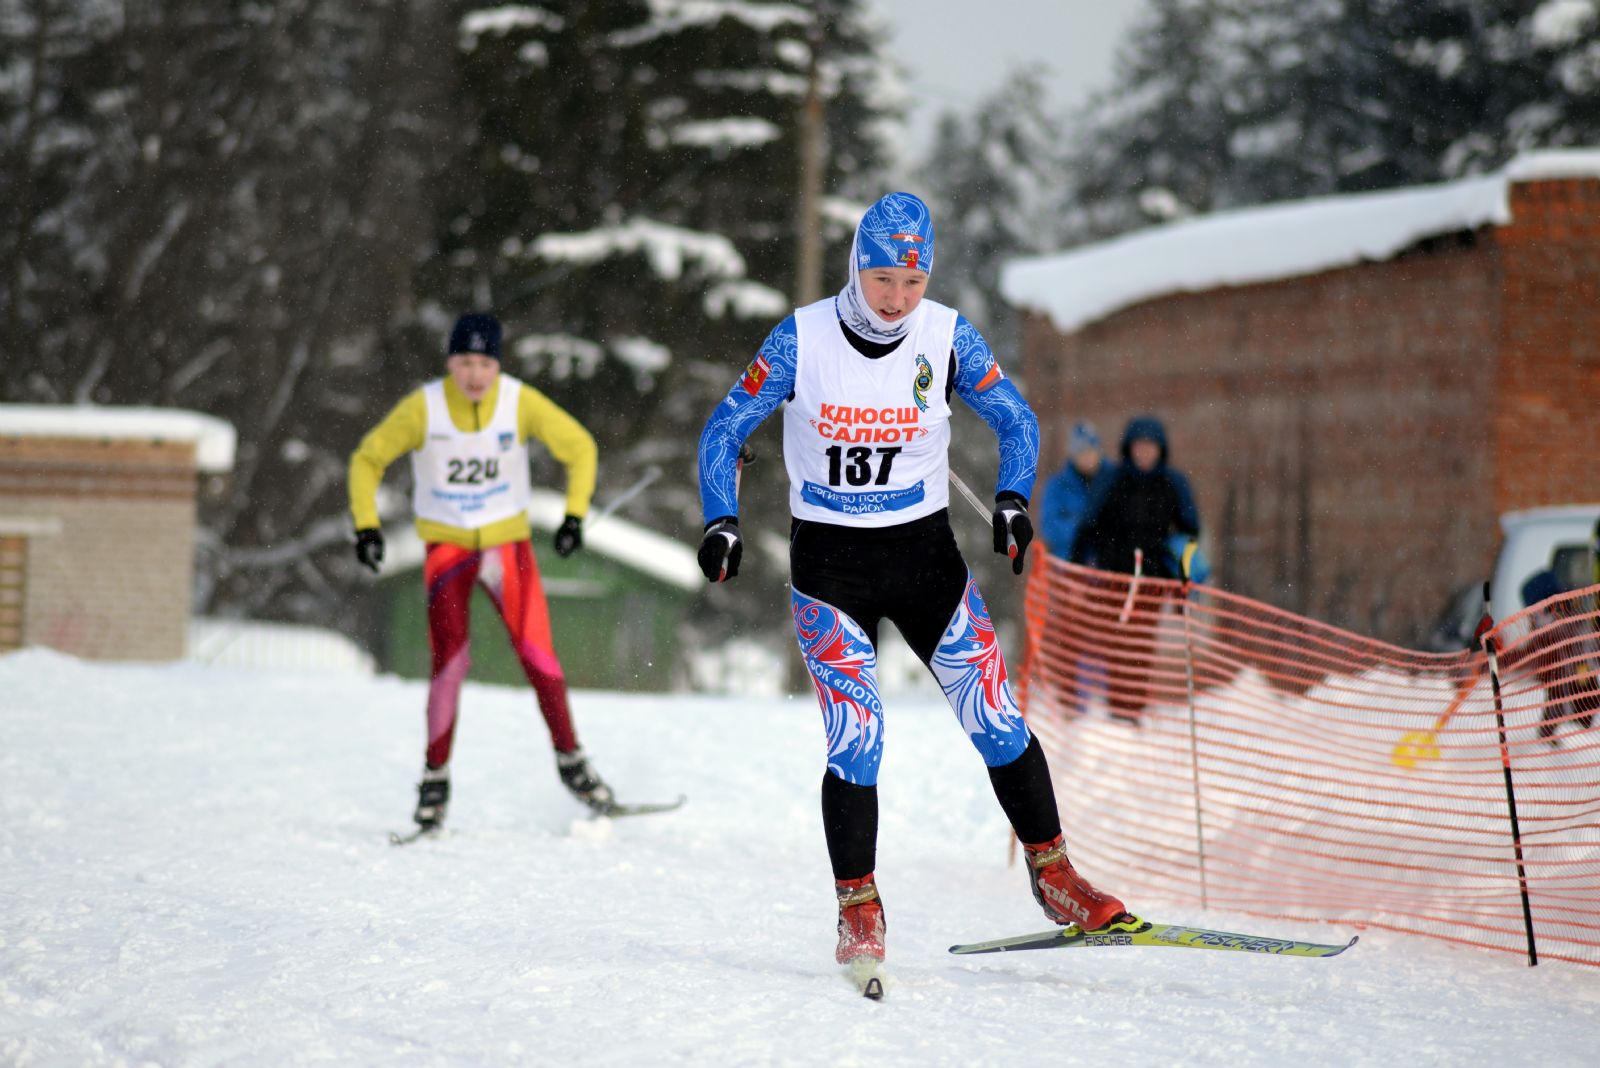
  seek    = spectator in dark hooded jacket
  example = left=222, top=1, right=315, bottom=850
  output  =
left=1072, top=416, right=1200, bottom=578
left=1070, top=416, right=1201, bottom=725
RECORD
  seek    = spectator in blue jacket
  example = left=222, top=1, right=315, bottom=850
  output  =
left=1038, top=421, right=1116, bottom=561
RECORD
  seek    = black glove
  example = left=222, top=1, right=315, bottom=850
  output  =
left=992, top=493, right=1033, bottom=576
left=553, top=515, right=583, bottom=557
left=354, top=528, right=385, bottom=573
left=697, top=518, right=743, bottom=583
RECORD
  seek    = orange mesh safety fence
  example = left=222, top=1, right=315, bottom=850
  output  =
left=1017, top=553, right=1600, bottom=967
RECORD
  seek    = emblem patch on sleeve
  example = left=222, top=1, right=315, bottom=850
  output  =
left=740, top=354, right=770, bottom=397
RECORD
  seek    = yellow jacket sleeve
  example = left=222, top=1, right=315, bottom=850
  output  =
left=520, top=383, right=598, bottom=518
left=347, top=390, right=427, bottom=530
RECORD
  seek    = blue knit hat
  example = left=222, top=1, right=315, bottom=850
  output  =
left=1521, top=569, right=1564, bottom=609
left=447, top=313, right=502, bottom=360
left=1068, top=421, right=1101, bottom=454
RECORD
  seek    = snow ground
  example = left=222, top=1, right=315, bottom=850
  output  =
left=3, top=649, right=1597, bottom=1067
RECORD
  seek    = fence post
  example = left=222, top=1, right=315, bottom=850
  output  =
left=1179, top=553, right=1210, bottom=910
left=1480, top=580, right=1538, bottom=966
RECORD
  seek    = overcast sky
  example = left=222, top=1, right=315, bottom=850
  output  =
left=864, top=0, right=1149, bottom=145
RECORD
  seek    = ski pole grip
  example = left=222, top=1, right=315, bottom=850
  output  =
left=1474, top=580, right=1499, bottom=655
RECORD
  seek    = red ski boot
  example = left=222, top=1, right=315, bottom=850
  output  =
left=835, top=874, right=886, bottom=964
left=1023, top=834, right=1128, bottom=930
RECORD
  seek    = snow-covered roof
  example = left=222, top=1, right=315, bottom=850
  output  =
left=1001, top=148, right=1600, bottom=335
left=384, top=489, right=702, bottom=593
left=0, top=403, right=237, bottom=473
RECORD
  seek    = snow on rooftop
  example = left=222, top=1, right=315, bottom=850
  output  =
left=384, top=489, right=702, bottom=593
left=0, top=403, right=236, bottom=473
left=1001, top=148, right=1600, bottom=335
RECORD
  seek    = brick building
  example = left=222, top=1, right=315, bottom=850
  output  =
left=0, top=406, right=235, bottom=660
left=1002, top=149, right=1600, bottom=645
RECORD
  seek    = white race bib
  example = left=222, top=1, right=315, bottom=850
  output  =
left=410, top=375, right=531, bottom=529
left=784, top=298, right=957, bottom=527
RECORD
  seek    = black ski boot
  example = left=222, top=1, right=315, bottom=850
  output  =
left=556, top=747, right=614, bottom=812
left=413, top=765, right=450, bottom=829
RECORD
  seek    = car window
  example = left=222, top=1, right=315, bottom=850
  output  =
left=1551, top=544, right=1593, bottom=593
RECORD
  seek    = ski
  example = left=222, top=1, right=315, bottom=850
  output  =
left=949, top=915, right=1357, bottom=958
left=388, top=826, right=443, bottom=847
left=587, top=794, right=687, bottom=819
left=844, top=957, right=885, bottom=1000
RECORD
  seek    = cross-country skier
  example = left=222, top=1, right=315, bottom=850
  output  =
left=695, top=193, right=1130, bottom=973
left=347, top=312, right=613, bottom=831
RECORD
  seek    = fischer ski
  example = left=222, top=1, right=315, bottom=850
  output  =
left=949, top=916, right=1357, bottom=958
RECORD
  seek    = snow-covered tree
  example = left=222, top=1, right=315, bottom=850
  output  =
left=1, top=0, right=456, bottom=619
left=423, top=0, right=898, bottom=630
left=1066, top=0, right=1600, bottom=243
left=920, top=69, right=1071, bottom=361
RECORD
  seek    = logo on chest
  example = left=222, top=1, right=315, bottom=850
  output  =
left=913, top=354, right=932, bottom=412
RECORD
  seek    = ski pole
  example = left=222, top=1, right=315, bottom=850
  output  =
left=1177, top=544, right=1209, bottom=909
left=948, top=468, right=991, bottom=520
left=1118, top=548, right=1144, bottom=625
left=586, top=464, right=662, bottom=529
left=1480, top=580, right=1538, bottom=966
left=949, top=469, right=1021, bottom=560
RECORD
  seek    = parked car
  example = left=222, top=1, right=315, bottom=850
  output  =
left=1423, top=504, right=1599, bottom=651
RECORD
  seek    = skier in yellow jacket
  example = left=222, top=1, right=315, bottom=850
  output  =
left=348, top=312, right=612, bottom=831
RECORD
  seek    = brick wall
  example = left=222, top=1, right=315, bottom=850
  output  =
left=0, top=436, right=199, bottom=660
left=1492, top=178, right=1600, bottom=516
left=1020, top=180, right=1595, bottom=646
left=0, top=535, right=24, bottom=651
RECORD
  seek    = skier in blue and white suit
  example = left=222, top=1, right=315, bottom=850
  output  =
left=696, top=192, right=1130, bottom=971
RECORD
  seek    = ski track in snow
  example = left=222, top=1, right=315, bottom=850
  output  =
left=2, top=649, right=1597, bottom=1066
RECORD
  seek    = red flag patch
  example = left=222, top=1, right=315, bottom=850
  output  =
left=740, top=354, right=770, bottom=397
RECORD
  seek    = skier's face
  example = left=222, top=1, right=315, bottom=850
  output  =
left=447, top=354, right=500, bottom=402
left=1129, top=438, right=1161, bottom=472
left=859, top=266, right=927, bottom=323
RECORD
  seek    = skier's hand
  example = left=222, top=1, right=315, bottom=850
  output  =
left=553, top=515, right=583, bottom=557
left=697, top=518, right=743, bottom=583
left=354, top=528, right=385, bottom=573
left=992, top=493, right=1033, bottom=576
